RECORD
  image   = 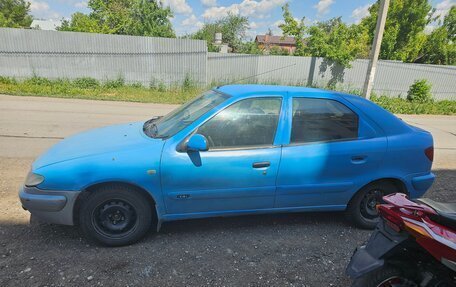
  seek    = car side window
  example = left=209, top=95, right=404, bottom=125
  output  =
left=197, top=97, right=282, bottom=150
left=291, top=98, right=358, bottom=144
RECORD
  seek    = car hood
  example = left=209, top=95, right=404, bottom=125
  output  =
left=33, top=122, right=163, bottom=170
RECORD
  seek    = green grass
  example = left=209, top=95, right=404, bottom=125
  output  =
left=0, top=76, right=200, bottom=104
left=371, top=95, right=456, bottom=115
left=0, top=76, right=455, bottom=115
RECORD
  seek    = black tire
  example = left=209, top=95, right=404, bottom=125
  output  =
left=79, top=185, right=154, bottom=246
left=347, top=181, right=400, bottom=229
left=351, top=265, right=417, bottom=287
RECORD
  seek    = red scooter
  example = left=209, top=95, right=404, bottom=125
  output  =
left=346, top=193, right=456, bottom=287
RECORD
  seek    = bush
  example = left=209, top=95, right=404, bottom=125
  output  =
left=149, top=77, right=167, bottom=91
left=182, top=74, right=196, bottom=91
left=407, top=79, right=433, bottom=103
left=158, top=82, right=167, bottom=92
left=104, top=76, right=125, bottom=88
left=25, top=76, right=52, bottom=86
left=371, top=95, right=455, bottom=115
left=73, top=77, right=100, bottom=89
left=0, top=76, right=17, bottom=84
left=129, top=82, right=143, bottom=88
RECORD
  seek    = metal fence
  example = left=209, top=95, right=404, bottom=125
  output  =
left=0, top=28, right=207, bottom=86
left=208, top=53, right=456, bottom=101
left=1, top=28, right=455, bottom=100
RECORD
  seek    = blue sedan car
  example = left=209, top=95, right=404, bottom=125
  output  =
left=20, top=85, right=435, bottom=246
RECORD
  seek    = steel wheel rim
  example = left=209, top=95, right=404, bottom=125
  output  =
left=360, top=189, right=382, bottom=220
left=376, top=276, right=417, bottom=287
left=92, top=199, right=138, bottom=239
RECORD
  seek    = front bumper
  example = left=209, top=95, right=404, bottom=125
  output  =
left=19, top=186, right=81, bottom=225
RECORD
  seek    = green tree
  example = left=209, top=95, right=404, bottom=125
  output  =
left=191, top=22, right=221, bottom=52
left=58, top=0, right=175, bottom=37
left=128, top=0, right=175, bottom=37
left=279, top=5, right=368, bottom=65
left=279, top=3, right=306, bottom=56
left=238, top=41, right=263, bottom=54
left=444, top=6, right=455, bottom=42
left=269, top=45, right=290, bottom=55
left=59, top=12, right=110, bottom=33
left=361, top=0, right=432, bottom=62
left=306, top=18, right=369, bottom=67
left=0, top=0, right=33, bottom=28
left=417, top=7, right=456, bottom=65
left=418, top=26, right=453, bottom=64
left=192, top=14, right=249, bottom=53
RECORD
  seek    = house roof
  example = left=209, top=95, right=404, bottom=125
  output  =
left=255, top=35, right=296, bottom=45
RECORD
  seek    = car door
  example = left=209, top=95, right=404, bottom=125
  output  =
left=275, top=96, right=387, bottom=209
left=160, top=97, right=284, bottom=215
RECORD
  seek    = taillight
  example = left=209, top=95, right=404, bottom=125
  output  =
left=378, top=205, right=404, bottom=232
left=404, top=220, right=431, bottom=239
left=385, top=218, right=402, bottom=232
left=425, top=146, right=434, bottom=162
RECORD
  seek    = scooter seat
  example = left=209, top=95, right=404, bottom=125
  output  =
left=416, top=198, right=456, bottom=231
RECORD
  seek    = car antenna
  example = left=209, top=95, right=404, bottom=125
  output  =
left=216, top=63, right=297, bottom=88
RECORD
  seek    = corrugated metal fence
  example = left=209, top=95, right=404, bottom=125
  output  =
left=0, top=28, right=207, bottom=86
left=1, top=28, right=455, bottom=100
left=208, top=53, right=456, bottom=101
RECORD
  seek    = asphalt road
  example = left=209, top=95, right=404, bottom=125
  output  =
left=0, top=94, right=455, bottom=287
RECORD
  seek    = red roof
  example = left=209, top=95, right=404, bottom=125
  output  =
left=255, top=35, right=296, bottom=45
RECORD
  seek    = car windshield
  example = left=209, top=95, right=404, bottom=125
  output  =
left=143, top=90, right=230, bottom=139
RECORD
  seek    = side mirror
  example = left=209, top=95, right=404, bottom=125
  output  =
left=186, top=134, right=208, bottom=152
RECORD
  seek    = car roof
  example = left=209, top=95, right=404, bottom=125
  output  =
left=215, top=84, right=336, bottom=98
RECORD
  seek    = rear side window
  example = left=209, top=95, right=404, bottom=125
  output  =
left=291, top=98, right=358, bottom=144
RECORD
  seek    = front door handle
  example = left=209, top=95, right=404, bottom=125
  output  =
left=351, top=155, right=367, bottom=164
left=252, top=161, right=270, bottom=168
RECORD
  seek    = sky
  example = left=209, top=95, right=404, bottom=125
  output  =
left=29, top=0, right=455, bottom=37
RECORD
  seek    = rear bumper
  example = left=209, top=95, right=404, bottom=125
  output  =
left=19, top=186, right=81, bottom=225
left=411, top=172, right=435, bottom=197
left=402, top=172, right=435, bottom=199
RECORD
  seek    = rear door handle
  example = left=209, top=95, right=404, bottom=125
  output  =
left=351, top=155, right=367, bottom=164
left=252, top=161, right=270, bottom=168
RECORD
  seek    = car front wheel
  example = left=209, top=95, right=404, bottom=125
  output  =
left=347, top=182, right=399, bottom=229
left=79, top=185, right=154, bottom=246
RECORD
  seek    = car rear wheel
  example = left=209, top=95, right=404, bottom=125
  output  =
left=79, top=185, right=154, bottom=246
left=347, top=182, right=400, bottom=229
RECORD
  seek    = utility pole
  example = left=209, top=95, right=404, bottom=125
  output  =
left=362, top=0, right=390, bottom=99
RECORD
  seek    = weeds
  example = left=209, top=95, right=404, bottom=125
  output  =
left=104, top=76, right=125, bottom=89
left=73, top=77, right=100, bottom=89
left=25, top=76, right=52, bottom=86
left=129, top=82, right=143, bottom=88
left=0, top=76, right=17, bottom=84
left=182, top=74, right=196, bottom=91
left=371, top=95, right=455, bottom=115
left=0, top=76, right=200, bottom=104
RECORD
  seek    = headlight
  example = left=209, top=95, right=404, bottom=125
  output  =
left=25, top=172, right=45, bottom=187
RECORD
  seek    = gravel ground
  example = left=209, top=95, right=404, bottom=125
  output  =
left=0, top=155, right=454, bottom=287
